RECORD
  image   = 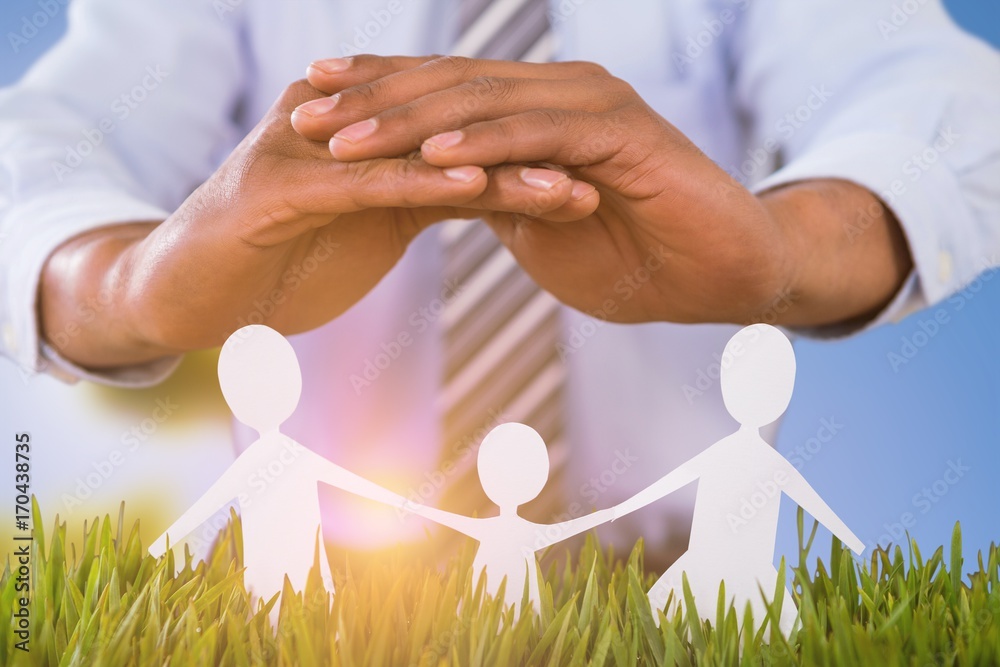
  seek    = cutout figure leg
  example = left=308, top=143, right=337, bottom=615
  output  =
left=753, top=564, right=798, bottom=638
left=648, top=551, right=692, bottom=626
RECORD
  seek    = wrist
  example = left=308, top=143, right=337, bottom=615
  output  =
left=756, top=179, right=912, bottom=328
left=39, top=222, right=176, bottom=369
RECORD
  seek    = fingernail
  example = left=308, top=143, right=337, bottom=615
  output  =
left=444, top=166, right=482, bottom=183
left=571, top=181, right=597, bottom=200
left=333, top=118, right=378, bottom=144
left=294, top=94, right=340, bottom=118
left=424, top=130, right=464, bottom=151
left=520, top=168, right=567, bottom=190
left=309, top=58, right=352, bottom=74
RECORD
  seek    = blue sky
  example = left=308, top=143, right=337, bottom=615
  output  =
left=2, top=0, right=997, bottom=565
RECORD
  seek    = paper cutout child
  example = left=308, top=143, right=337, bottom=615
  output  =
left=402, top=422, right=614, bottom=613
left=613, top=323, right=864, bottom=636
left=148, top=325, right=412, bottom=601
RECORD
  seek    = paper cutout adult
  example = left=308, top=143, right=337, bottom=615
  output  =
left=148, top=325, right=412, bottom=601
left=613, top=323, right=865, bottom=636
left=401, top=422, right=614, bottom=613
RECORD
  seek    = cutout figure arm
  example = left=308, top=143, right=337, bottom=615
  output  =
left=149, top=458, right=250, bottom=557
left=778, top=459, right=865, bottom=554
left=306, top=450, right=413, bottom=510
left=307, top=448, right=482, bottom=538
left=613, top=450, right=710, bottom=519
left=399, top=499, right=483, bottom=539
left=532, top=508, right=614, bottom=549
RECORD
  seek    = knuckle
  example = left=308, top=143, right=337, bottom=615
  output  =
left=468, top=76, right=515, bottom=105
left=345, top=159, right=420, bottom=206
left=428, top=55, right=476, bottom=78
left=569, top=60, right=610, bottom=77
left=389, top=159, right=423, bottom=206
left=608, top=76, right=638, bottom=98
left=344, top=159, right=378, bottom=189
left=276, top=79, right=321, bottom=110
left=496, top=122, right=519, bottom=161
left=342, top=78, right=387, bottom=107
left=347, top=53, right=379, bottom=68
left=527, top=108, right=565, bottom=130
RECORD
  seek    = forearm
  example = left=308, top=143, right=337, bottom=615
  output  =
left=38, top=222, right=178, bottom=369
left=759, top=179, right=912, bottom=329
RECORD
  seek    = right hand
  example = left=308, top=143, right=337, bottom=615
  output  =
left=40, top=81, right=597, bottom=368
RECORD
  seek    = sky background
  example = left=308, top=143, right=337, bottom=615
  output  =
left=1, top=0, right=997, bottom=567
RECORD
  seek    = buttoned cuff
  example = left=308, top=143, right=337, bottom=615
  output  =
left=0, top=187, right=181, bottom=386
left=751, top=131, right=972, bottom=339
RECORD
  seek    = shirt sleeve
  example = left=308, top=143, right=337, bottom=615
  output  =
left=731, top=0, right=1000, bottom=334
left=0, top=0, right=248, bottom=385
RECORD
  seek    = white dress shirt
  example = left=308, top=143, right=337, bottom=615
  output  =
left=1, top=0, right=998, bottom=554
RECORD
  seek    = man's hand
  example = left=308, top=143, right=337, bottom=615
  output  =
left=41, top=80, right=598, bottom=368
left=293, top=55, right=911, bottom=327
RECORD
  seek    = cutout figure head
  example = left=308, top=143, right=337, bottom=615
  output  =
left=720, top=324, right=795, bottom=429
left=218, top=325, right=302, bottom=434
left=477, top=423, right=550, bottom=511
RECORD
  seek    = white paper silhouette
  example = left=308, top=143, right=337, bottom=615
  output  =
left=613, top=323, right=864, bottom=636
left=402, top=422, right=613, bottom=613
left=148, top=325, right=412, bottom=602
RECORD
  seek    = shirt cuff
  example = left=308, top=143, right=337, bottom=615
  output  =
left=0, top=187, right=180, bottom=386
left=751, top=131, right=973, bottom=339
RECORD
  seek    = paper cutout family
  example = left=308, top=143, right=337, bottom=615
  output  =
left=150, top=323, right=864, bottom=632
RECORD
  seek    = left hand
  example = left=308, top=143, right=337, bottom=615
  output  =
left=292, top=55, right=910, bottom=326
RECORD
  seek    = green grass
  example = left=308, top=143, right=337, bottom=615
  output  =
left=2, top=499, right=998, bottom=666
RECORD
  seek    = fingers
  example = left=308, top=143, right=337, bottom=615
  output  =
left=420, top=110, right=630, bottom=168
left=463, top=165, right=599, bottom=222
left=292, top=55, right=609, bottom=143
left=305, top=54, right=605, bottom=94
left=301, top=157, right=488, bottom=214
left=325, top=78, right=613, bottom=160
left=302, top=158, right=597, bottom=223
left=305, top=54, right=438, bottom=92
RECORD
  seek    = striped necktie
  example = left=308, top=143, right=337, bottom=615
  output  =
left=434, top=0, right=567, bottom=523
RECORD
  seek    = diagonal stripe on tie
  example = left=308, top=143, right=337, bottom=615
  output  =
left=432, top=0, right=569, bottom=526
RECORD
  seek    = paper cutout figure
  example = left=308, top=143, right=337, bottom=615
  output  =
left=148, top=325, right=412, bottom=602
left=401, top=422, right=614, bottom=613
left=613, top=323, right=864, bottom=636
